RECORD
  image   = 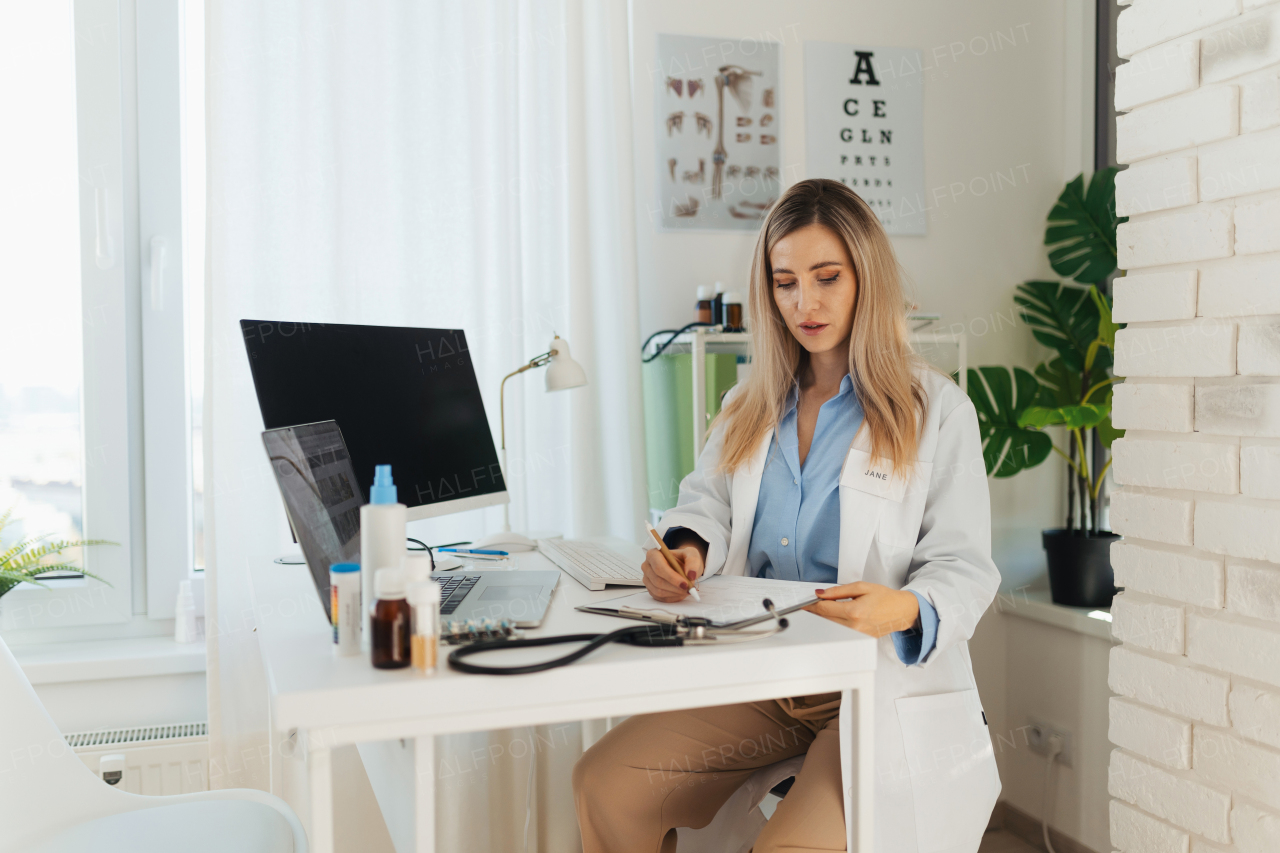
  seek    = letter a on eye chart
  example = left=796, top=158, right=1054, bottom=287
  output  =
left=804, top=42, right=926, bottom=235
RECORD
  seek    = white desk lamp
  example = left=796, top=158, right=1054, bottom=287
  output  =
left=473, top=335, right=587, bottom=552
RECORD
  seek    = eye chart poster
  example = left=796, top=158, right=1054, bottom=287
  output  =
left=654, top=33, right=782, bottom=231
left=804, top=42, right=926, bottom=236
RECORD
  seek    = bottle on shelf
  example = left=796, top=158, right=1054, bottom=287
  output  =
left=723, top=292, right=745, bottom=332
left=711, top=281, right=725, bottom=328
left=695, top=285, right=713, bottom=324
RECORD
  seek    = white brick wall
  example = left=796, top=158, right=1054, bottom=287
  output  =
left=1108, top=749, right=1231, bottom=841
left=1229, top=683, right=1280, bottom=750
left=1194, top=497, right=1280, bottom=561
left=1238, top=67, right=1280, bottom=133
left=1111, top=488, right=1194, bottom=545
left=1112, top=541, right=1224, bottom=607
left=1111, top=436, right=1239, bottom=493
left=1186, top=612, right=1280, bottom=687
left=1233, top=194, right=1280, bottom=254
left=1194, top=728, right=1280, bottom=811
left=1113, top=382, right=1195, bottom=431
left=1117, top=0, right=1240, bottom=59
left=1113, top=592, right=1187, bottom=653
left=1112, top=271, right=1199, bottom=323
left=1116, top=87, right=1238, bottom=163
left=1240, top=441, right=1280, bottom=499
left=1111, top=3, right=1280, bottom=849
left=1198, top=125, right=1280, bottom=201
left=1116, top=202, right=1234, bottom=267
left=1115, top=156, right=1199, bottom=216
left=1231, top=802, right=1280, bottom=853
left=1237, top=320, right=1280, bottom=374
left=1195, top=382, right=1280, bottom=437
left=1114, top=321, right=1236, bottom=377
left=1111, top=799, right=1190, bottom=853
left=1197, top=254, right=1280, bottom=317
left=1226, top=560, right=1280, bottom=621
left=1109, top=646, right=1230, bottom=726
left=1116, top=40, right=1200, bottom=112
left=1110, top=696, right=1194, bottom=768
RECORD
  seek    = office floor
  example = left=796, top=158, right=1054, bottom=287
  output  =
left=978, top=829, right=1041, bottom=852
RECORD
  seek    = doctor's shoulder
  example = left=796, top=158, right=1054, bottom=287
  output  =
left=911, top=366, right=977, bottom=451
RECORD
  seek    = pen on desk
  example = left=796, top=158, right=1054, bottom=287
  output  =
left=645, top=521, right=701, bottom=602
left=439, top=547, right=509, bottom=556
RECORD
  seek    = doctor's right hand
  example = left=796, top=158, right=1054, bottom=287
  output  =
left=641, top=545, right=705, bottom=603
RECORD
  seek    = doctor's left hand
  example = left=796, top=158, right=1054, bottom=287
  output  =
left=803, top=582, right=920, bottom=638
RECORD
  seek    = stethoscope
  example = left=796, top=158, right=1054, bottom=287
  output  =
left=447, top=598, right=794, bottom=676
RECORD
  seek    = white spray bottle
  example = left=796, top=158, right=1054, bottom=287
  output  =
left=360, top=464, right=406, bottom=652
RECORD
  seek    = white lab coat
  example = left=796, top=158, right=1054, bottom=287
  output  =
left=658, top=368, right=1001, bottom=853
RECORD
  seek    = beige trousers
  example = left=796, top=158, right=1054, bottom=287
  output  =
left=572, top=694, right=845, bottom=853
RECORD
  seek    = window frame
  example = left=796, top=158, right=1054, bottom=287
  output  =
left=1, top=0, right=198, bottom=639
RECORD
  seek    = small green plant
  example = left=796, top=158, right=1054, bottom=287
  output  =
left=966, top=169, right=1127, bottom=535
left=0, top=506, right=114, bottom=599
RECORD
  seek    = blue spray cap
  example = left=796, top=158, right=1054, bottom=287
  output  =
left=370, top=465, right=398, bottom=504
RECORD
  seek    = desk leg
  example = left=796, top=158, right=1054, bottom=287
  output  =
left=308, top=737, right=334, bottom=853
left=414, top=736, right=435, bottom=853
left=840, top=679, right=874, bottom=853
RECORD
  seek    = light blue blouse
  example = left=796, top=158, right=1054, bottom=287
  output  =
left=747, top=374, right=938, bottom=665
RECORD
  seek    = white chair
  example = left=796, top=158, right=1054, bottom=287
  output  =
left=675, top=754, right=808, bottom=853
left=0, top=637, right=307, bottom=853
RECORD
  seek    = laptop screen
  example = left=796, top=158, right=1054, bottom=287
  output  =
left=262, top=420, right=363, bottom=617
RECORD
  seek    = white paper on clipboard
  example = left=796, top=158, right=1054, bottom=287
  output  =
left=592, top=575, right=825, bottom=625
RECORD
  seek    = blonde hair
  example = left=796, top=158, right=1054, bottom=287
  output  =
left=718, top=179, right=926, bottom=475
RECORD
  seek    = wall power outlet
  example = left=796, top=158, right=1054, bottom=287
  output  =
left=1026, top=717, right=1073, bottom=767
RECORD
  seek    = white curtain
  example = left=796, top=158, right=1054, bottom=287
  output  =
left=202, top=1, right=644, bottom=849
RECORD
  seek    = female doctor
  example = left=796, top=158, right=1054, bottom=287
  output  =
left=573, top=179, right=1001, bottom=853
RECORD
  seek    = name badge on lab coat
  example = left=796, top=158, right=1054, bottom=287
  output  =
left=840, top=449, right=907, bottom=502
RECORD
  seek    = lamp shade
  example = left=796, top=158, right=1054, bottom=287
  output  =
left=544, top=336, right=587, bottom=391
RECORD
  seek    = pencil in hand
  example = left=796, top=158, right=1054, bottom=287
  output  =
left=646, top=521, right=701, bottom=602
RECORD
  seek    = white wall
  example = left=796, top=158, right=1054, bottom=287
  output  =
left=1108, top=1, right=1280, bottom=851
left=629, top=0, right=1093, bottom=590
left=971, top=601, right=1115, bottom=853
left=33, top=673, right=207, bottom=733
left=1004, top=616, right=1114, bottom=851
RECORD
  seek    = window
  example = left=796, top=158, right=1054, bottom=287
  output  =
left=0, top=0, right=205, bottom=640
left=0, top=2, right=86, bottom=576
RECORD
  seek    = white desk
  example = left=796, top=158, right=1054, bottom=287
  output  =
left=250, top=538, right=877, bottom=853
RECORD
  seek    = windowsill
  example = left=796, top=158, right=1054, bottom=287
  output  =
left=995, top=586, right=1114, bottom=641
left=12, top=635, right=207, bottom=685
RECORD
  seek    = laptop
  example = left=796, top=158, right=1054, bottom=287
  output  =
left=261, top=420, right=559, bottom=627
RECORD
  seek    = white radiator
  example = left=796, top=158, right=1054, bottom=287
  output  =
left=67, top=721, right=209, bottom=795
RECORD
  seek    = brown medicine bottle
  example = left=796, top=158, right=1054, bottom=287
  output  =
left=695, top=285, right=713, bottom=324
left=723, top=292, right=745, bottom=332
left=371, top=568, right=411, bottom=669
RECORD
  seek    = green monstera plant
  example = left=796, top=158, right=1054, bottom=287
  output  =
left=966, top=169, right=1127, bottom=536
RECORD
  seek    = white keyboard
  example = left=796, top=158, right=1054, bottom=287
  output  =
left=537, top=538, right=645, bottom=591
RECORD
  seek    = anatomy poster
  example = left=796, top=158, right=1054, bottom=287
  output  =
left=654, top=34, right=781, bottom=230
left=804, top=42, right=926, bottom=236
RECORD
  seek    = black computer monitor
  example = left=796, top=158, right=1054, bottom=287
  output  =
left=241, top=320, right=508, bottom=520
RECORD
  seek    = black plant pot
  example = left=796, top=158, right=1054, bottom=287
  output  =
left=1043, top=529, right=1120, bottom=608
